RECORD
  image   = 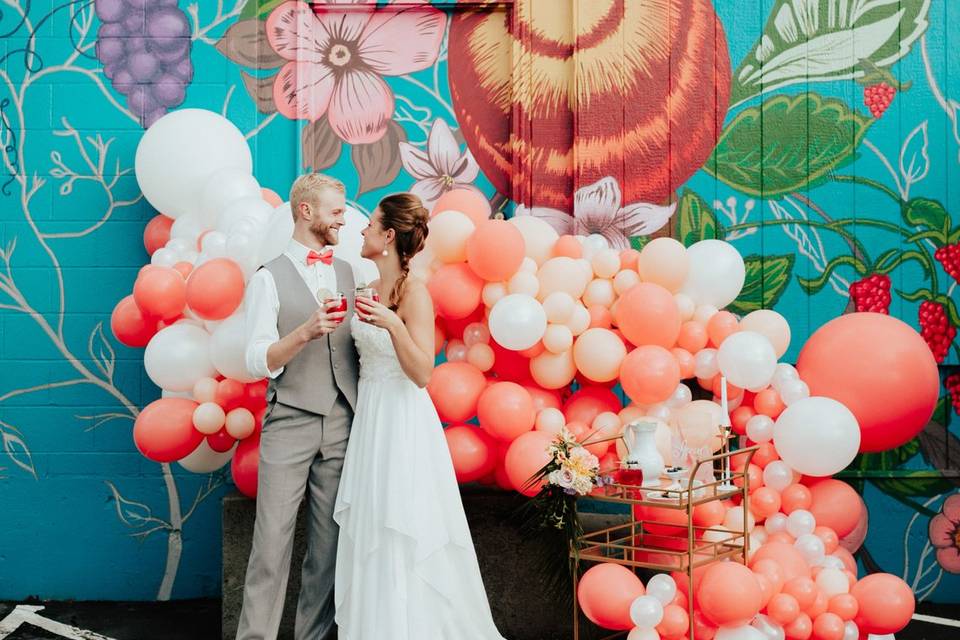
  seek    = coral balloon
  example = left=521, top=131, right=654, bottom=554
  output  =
left=133, top=398, right=203, bottom=462
left=530, top=349, right=577, bottom=389
left=577, top=563, right=646, bottom=631
left=751, top=541, right=810, bottom=582
left=697, top=561, right=763, bottom=627
left=768, top=593, right=802, bottom=625
left=185, top=258, right=245, bottom=320
left=426, top=362, right=486, bottom=422
left=808, top=480, right=863, bottom=538
left=134, top=266, right=186, bottom=320
left=615, top=282, right=681, bottom=348
left=620, top=345, right=681, bottom=405
left=478, top=382, right=536, bottom=440
left=445, top=424, right=496, bottom=482
left=260, top=187, right=282, bottom=207
left=231, top=433, right=260, bottom=498
left=432, top=188, right=491, bottom=225
left=111, top=295, right=158, bottom=347
left=427, top=210, right=475, bottom=263
left=504, top=430, right=555, bottom=496
left=144, top=214, right=174, bottom=255
left=851, top=574, right=915, bottom=635
left=797, top=313, right=939, bottom=452
left=574, top=328, right=627, bottom=383
left=428, top=263, right=484, bottom=320
left=467, top=219, right=526, bottom=281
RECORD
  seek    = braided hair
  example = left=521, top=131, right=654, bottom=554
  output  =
left=378, top=193, right=430, bottom=310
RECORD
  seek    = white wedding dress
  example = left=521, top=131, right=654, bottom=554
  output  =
left=333, top=316, right=506, bottom=640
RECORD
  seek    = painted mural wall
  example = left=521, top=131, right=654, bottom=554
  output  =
left=1, top=0, right=958, bottom=602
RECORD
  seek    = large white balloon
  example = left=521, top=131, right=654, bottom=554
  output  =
left=332, top=205, right=379, bottom=285
left=135, top=109, right=252, bottom=219
left=210, top=313, right=259, bottom=382
left=717, top=331, right=778, bottom=390
left=216, top=196, right=273, bottom=234
left=177, top=439, right=236, bottom=473
left=680, top=239, right=746, bottom=308
left=144, top=323, right=217, bottom=392
left=199, top=168, right=261, bottom=226
left=773, top=397, right=861, bottom=476
left=715, top=625, right=765, bottom=640
left=258, top=203, right=295, bottom=266
left=488, top=294, right=547, bottom=351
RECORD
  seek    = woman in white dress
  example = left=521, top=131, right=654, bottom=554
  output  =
left=333, top=193, right=506, bottom=640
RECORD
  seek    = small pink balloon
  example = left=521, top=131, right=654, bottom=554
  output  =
left=466, top=343, right=495, bottom=372
left=193, top=402, right=226, bottom=435
left=225, top=407, right=256, bottom=439
left=535, top=407, right=566, bottom=434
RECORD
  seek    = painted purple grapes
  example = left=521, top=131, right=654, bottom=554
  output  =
left=94, top=0, right=194, bottom=128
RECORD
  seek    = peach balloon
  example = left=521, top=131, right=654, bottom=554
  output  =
left=467, top=343, right=495, bottom=371
left=754, top=389, right=786, bottom=418
left=478, top=382, right=535, bottom=440
left=751, top=541, right=810, bottom=582
left=535, top=407, right=566, bottom=434
left=678, top=320, right=709, bottom=352
left=185, top=258, right=245, bottom=320
left=543, top=324, right=574, bottom=354
left=134, top=266, right=187, bottom=320
left=750, top=486, right=782, bottom=520
left=173, top=261, right=193, bottom=278
left=615, top=282, right=681, bottom=348
left=577, top=563, right=646, bottom=630
left=133, top=398, right=203, bottom=462
left=507, top=271, right=540, bottom=296
left=524, top=385, right=562, bottom=413
left=553, top=234, right=583, bottom=258
left=530, top=349, right=577, bottom=389
left=587, top=305, right=613, bottom=330
left=468, top=219, right=525, bottom=282
left=574, top=328, right=627, bottom=383
left=783, top=577, right=818, bottom=611
left=225, top=407, right=256, bottom=439
left=111, top=295, right=159, bottom=347
left=672, top=348, right=696, bottom=379
left=193, top=402, right=226, bottom=435
left=260, top=187, right=283, bottom=207
left=619, top=248, right=640, bottom=270
left=852, top=573, right=915, bottom=635
left=797, top=312, right=939, bottom=452
left=768, top=592, right=802, bottom=625
left=143, top=214, right=174, bottom=256
left=428, top=210, right=475, bottom=263
left=509, top=215, right=558, bottom=265
left=656, top=604, right=689, bottom=638
left=426, top=362, right=486, bottom=422
left=781, top=484, right=813, bottom=514
left=566, top=304, right=592, bottom=336
left=591, top=249, right=621, bottom=279
left=813, top=527, right=840, bottom=555
left=620, top=345, right=682, bottom=405
left=638, top=237, right=689, bottom=292
left=543, top=291, right=576, bottom=324
left=696, top=561, right=763, bottom=627
left=538, top=256, right=590, bottom=300
left=707, top=310, right=739, bottom=346
left=741, top=309, right=791, bottom=358
left=482, top=282, right=507, bottom=307
left=808, top=480, right=863, bottom=538
left=827, top=594, right=858, bottom=621
left=564, top=386, right=622, bottom=425
left=504, top=430, right=555, bottom=495
left=432, top=188, right=491, bottom=225
left=693, top=500, right=727, bottom=528
left=444, top=424, right=496, bottom=482
left=428, top=263, right=484, bottom=319
left=582, top=278, right=616, bottom=307
left=784, top=612, right=812, bottom=640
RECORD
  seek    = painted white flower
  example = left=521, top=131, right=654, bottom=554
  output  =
left=399, top=118, right=481, bottom=210
left=515, top=176, right=676, bottom=250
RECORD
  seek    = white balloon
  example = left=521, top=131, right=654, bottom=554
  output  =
left=740, top=309, right=791, bottom=359
left=745, top=414, right=775, bottom=443
left=762, top=461, right=795, bottom=492
left=629, top=595, right=664, bottom=629
left=680, top=240, right=746, bottom=308
left=765, top=512, right=788, bottom=534
left=488, top=294, right=547, bottom=351
left=645, top=574, right=677, bottom=605
left=717, top=331, right=778, bottom=390
left=771, top=363, right=799, bottom=391
left=259, top=203, right=295, bottom=266
left=332, top=205, right=379, bottom=285
left=217, top=196, right=274, bottom=234
left=724, top=505, right=756, bottom=532
left=226, top=232, right=261, bottom=275
left=843, top=622, right=860, bottom=640
left=715, top=625, right=765, bottom=640
left=166, top=237, right=194, bottom=256
left=201, top=231, right=228, bottom=257
left=779, top=379, right=810, bottom=406
left=751, top=614, right=785, bottom=640
left=161, top=389, right=193, bottom=399
left=694, top=348, right=719, bottom=379
left=177, top=439, right=235, bottom=473
left=199, top=168, right=261, bottom=226
left=151, top=247, right=177, bottom=267
left=794, top=533, right=826, bottom=566
left=665, top=384, right=692, bottom=409
left=144, top=324, right=217, bottom=392
left=816, top=567, right=850, bottom=598
left=510, top=215, right=559, bottom=265
left=210, top=313, right=259, bottom=383
left=786, top=509, right=816, bottom=538
left=135, top=109, right=252, bottom=219
left=627, top=628, right=660, bottom=640
left=169, top=213, right=208, bottom=244
left=674, top=293, right=696, bottom=321
left=773, top=397, right=860, bottom=476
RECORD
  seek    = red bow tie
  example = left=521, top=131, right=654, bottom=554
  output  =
left=306, top=249, right=333, bottom=266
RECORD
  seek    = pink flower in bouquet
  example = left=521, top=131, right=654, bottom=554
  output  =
left=514, top=176, right=676, bottom=250
left=929, top=492, right=960, bottom=573
left=399, top=118, right=481, bottom=210
left=266, top=0, right=446, bottom=144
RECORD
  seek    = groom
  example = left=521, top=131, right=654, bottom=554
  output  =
left=237, top=173, right=359, bottom=640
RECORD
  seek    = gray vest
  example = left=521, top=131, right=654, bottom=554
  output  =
left=264, top=255, right=359, bottom=416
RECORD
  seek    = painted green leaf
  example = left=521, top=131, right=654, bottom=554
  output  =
left=240, top=0, right=286, bottom=21
left=902, top=197, right=949, bottom=238
left=872, top=472, right=954, bottom=498
left=727, top=254, right=794, bottom=315
left=854, top=437, right=921, bottom=472
left=677, top=189, right=720, bottom=246
left=707, top=93, right=873, bottom=198
left=731, top=0, right=931, bottom=105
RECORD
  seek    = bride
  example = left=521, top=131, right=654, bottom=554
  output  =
left=333, top=193, right=506, bottom=640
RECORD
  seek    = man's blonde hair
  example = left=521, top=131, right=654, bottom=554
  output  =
left=289, top=173, right=345, bottom=220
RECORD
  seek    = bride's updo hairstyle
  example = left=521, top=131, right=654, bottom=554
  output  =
left=379, top=193, right=430, bottom=310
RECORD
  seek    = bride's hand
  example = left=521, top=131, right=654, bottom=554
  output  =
left=356, top=296, right=401, bottom=332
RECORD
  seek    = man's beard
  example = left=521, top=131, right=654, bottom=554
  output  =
left=310, top=221, right=338, bottom=246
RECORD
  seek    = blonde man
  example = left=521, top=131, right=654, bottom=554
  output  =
left=237, top=173, right=359, bottom=640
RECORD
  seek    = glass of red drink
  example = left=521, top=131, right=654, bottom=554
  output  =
left=322, top=290, right=347, bottom=323
left=355, top=287, right=379, bottom=322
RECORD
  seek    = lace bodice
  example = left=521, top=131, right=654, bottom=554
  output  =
left=350, top=315, right=410, bottom=382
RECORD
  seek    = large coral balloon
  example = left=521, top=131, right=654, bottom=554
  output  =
left=797, top=312, right=939, bottom=452
left=448, top=0, right=731, bottom=210
left=133, top=398, right=203, bottom=462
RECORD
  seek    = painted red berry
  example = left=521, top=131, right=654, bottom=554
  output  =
left=848, top=274, right=892, bottom=314
left=864, top=82, right=896, bottom=118
left=919, top=300, right=956, bottom=363
left=946, top=373, right=960, bottom=415
left=935, top=244, right=960, bottom=284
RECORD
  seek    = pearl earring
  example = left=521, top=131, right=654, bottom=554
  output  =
left=382, top=249, right=389, bottom=257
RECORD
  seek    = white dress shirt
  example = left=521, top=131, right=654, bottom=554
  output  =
left=244, top=239, right=349, bottom=379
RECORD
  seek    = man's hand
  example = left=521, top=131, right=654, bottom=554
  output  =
left=298, top=301, right=346, bottom=341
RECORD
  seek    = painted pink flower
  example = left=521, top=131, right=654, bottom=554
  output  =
left=929, top=492, right=960, bottom=573
left=514, top=177, right=676, bottom=250
left=399, top=118, right=480, bottom=210
left=266, top=0, right=446, bottom=144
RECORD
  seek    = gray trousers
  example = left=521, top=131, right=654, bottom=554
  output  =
left=236, top=394, right=352, bottom=640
